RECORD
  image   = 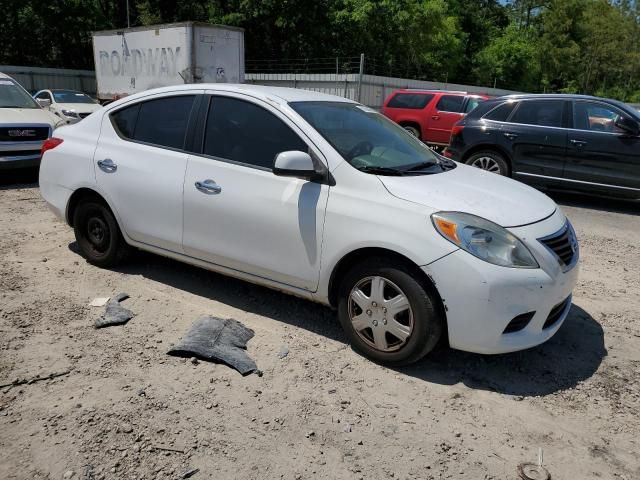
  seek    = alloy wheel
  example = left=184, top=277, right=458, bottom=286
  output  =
left=470, top=156, right=502, bottom=173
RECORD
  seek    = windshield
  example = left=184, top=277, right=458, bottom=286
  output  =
left=0, top=79, right=39, bottom=109
left=52, top=90, right=97, bottom=104
left=290, top=101, right=452, bottom=175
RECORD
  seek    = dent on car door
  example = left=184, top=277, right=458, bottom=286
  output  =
left=505, top=99, right=568, bottom=181
left=182, top=94, right=329, bottom=291
left=94, top=93, right=200, bottom=252
left=564, top=100, right=640, bottom=192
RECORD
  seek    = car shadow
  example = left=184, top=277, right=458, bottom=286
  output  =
left=69, top=243, right=606, bottom=397
left=398, top=304, right=606, bottom=397
left=0, top=167, right=39, bottom=190
left=545, top=189, right=639, bottom=216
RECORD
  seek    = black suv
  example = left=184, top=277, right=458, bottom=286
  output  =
left=445, top=94, right=640, bottom=198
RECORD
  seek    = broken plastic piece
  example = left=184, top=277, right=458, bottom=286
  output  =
left=168, top=316, right=257, bottom=375
left=89, top=297, right=110, bottom=307
left=95, top=293, right=134, bottom=328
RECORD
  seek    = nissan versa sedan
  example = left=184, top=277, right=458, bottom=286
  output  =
left=39, top=85, right=579, bottom=365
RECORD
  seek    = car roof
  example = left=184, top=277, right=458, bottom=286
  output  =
left=395, top=89, right=469, bottom=95
left=108, top=84, right=357, bottom=109
left=0, top=72, right=15, bottom=80
left=501, top=93, right=619, bottom=102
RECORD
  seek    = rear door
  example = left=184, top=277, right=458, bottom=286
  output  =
left=502, top=99, right=569, bottom=181
left=564, top=100, right=640, bottom=193
left=424, top=94, right=466, bottom=145
left=94, top=92, right=201, bottom=252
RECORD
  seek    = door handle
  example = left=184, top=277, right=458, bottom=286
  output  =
left=195, top=179, right=222, bottom=195
left=97, top=158, right=117, bottom=173
left=431, top=115, right=440, bottom=120
left=570, top=139, right=587, bottom=147
left=503, top=132, right=519, bottom=140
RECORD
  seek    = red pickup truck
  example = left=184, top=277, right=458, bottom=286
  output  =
left=381, top=89, right=490, bottom=148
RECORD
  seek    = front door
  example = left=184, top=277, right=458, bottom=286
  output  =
left=94, top=93, right=200, bottom=252
left=564, top=100, right=640, bottom=193
left=503, top=99, right=568, bottom=181
left=182, top=93, right=329, bottom=291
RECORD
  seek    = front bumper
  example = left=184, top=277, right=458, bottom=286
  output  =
left=425, top=209, right=579, bottom=354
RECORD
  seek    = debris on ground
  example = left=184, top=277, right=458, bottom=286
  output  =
left=180, top=468, right=199, bottom=479
left=278, top=345, right=289, bottom=359
left=95, top=293, right=134, bottom=328
left=88, top=297, right=110, bottom=307
left=0, top=369, right=71, bottom=389
left=517, top=463, right=551, bottom=480
left=168, top=316, right=257, bottom=375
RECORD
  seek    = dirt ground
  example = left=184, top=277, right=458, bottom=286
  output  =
left=1, top=170, right=639, bottom=480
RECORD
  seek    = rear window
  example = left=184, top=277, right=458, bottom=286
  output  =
left=510, top=100, right=563, bottom=128
left=483, top=101, right=517, bottom=122
left=111, top=95, right=195, bottom=150
left=464, top=97, right=485, bottom=113
left=435, top=95, right=465, bottom=113
left=387, top=93, right=433, bottom=109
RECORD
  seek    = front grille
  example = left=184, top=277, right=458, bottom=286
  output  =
left=538, top=222, right=578, bottom=268
left=543, top=296, right=571, bottom=329
left=0, top=150, right=40, bottom=158
left=0, top=126, right=50, bottom=142
left=503, top=311, right=535, bottom=334
left=78, top=112, right=91, bottom=119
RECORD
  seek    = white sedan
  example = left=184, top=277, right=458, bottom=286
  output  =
left=39, top=85, right=579, bottom=365
left=34, top=89, right=101, bottom=124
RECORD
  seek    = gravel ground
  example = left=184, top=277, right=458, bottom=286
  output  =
left=1, top=170, right=639, bottom=480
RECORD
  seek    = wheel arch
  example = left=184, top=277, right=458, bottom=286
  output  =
left=398, top=120, right=422, bottom=137
left=66, top=188, right=115, bottom=228
left=328, top=247, right=444, bottom=312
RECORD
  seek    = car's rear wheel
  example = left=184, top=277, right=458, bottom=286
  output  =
left=73, top=200, right=129, bottom=267
left=337, top=258, right=443, bottom=366
left=466, top=150, right=509, bottom=176
left=402, top=125, right=421, bottom=139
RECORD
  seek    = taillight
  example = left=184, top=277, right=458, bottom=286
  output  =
left=41, top=137, right=63, bottom=156
left=451, top=125, right=465, bottom=137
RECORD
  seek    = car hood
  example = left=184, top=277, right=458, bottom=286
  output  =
left=0, top=107, right=60, bottom=127
left=54, top=103, right=101, bottom=113
left=378, top=163, right=557, bottom=227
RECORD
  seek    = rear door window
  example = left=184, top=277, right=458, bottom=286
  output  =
left=435, top=95, right=465, bottom=113
left=133, top=96, right=195, bottom=149
left=203, top=96, right=308, bottom=169
left=110, top=95, right=196, bottom=150
left=510, top=100, right=564, bottom=128
left=387, top=93, right=433, bottom=109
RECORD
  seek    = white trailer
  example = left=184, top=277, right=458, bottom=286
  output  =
left=92, top=22, right=244, bottom=101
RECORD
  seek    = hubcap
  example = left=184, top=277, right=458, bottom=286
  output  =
left=404, top=126, right=419, bottom=137
left=470, top=156, right=502, bottom=174
left=86, top=216, right=109, bottom=252
left=348, top=276, right=414, bottom=352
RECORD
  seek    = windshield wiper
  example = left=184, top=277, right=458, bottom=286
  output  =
left=401, top=161, right=439, bottom=172
left=357, top=165, right=407, bottom=176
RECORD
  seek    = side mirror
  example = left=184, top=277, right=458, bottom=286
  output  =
left=273, top=151, right=322, bottom=181
left=37, top=98, right=51, bottom=108
left=614, top=116, right=640, bottom=136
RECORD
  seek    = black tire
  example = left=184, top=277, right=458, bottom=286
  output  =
left=337, top=257, right=443, bottom=366
left=465, top=150, right=510, bottom=176
left=73, top=199, right=130, bottom=267
left=402, top=125, right=421, bottom=139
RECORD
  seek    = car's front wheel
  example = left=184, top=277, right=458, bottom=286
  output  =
left=73, top=199, right=130, bottom=267
left=337, top=258, right=443, bottom=366
left=465, top=150, right=509, bottom=176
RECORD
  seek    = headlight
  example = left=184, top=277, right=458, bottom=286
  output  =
left=431, top=212, right=538, bottom=268
left=61, top=109, right=79, bottom=118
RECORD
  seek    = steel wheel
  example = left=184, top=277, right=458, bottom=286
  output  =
left=86, top=216, right=110, bottom=255
left=470, top=155, right=502, bottom=173
left=348, top=276, right=414, bottom=352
